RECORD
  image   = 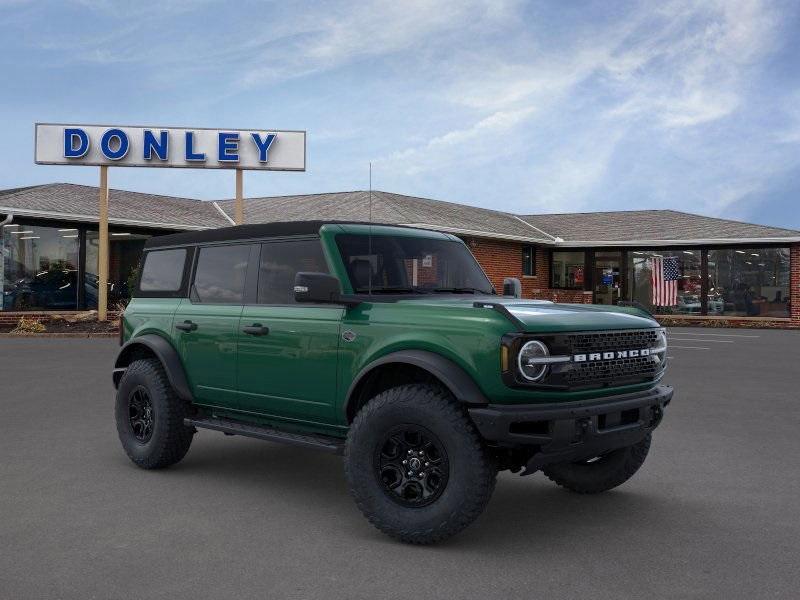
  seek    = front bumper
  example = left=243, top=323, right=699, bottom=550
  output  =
left=468, top=384, right=673, bottom=474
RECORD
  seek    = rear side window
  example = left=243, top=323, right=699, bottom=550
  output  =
left=258, top=239, right=329, bottom=304
left=139, top=249, right=187, bottom=292
left=192, top=244, right=250, bottom=304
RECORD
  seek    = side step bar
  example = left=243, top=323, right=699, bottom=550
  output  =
left=184, top=416, right=345, bottom=455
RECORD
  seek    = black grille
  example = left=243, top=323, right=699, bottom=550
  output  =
left=509, top=328, right=666, bottom=390
left=566, top=355, right=659, bottom=387
left=567, top=329, right=660, bottom=354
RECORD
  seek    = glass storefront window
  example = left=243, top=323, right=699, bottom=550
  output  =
left=707, top=248, right=790, bottom=318
left=627, top=249, right=702, bottom=314
left=84, top=229, right=151, bottom=308
left=1, top=224, right=80, bottom=310
left=593, top=251, right=622, bottom=305
left=551, top=251, right=585, bottom=289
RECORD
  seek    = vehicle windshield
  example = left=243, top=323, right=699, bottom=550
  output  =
left=335, top=233, right=494, bottom=295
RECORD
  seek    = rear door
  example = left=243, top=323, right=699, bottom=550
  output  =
left=236, top=237, right=343, bottom=423
left=173, top=243, right=255, bottom=409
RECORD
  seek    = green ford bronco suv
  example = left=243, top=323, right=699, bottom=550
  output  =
left=113, top=221, right=672, bottom=544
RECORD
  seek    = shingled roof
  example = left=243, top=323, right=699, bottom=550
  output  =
left=215, top=190, right=552, bottom=243
left=520, top=209, right=800, bottom=244
left=2, top=183, right=798, bottom=244
left=0, top=183, right=226, bottom=230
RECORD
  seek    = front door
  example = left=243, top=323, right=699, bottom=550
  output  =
left=236, top=238, right=343, bottom=424
left=593, top=251, right=622, bottom=305
left=173, top=243, right=254, bottom=409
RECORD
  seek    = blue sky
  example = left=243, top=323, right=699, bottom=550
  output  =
left=1, top=0, right=799, bottom=228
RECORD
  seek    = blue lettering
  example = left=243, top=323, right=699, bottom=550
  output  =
left=143, top=130, right=168, bottom=160
left=218, top=132, right=239, bottom=162
left=185, top=131, right=205, bottom=161
left=251, top=133, right=276, bottom=162
left=64, top=128, right=89, bottom=158
left=100, top=128, right=129, bottom=160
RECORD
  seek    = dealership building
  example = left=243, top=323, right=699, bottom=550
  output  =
left=1, top=182, right=798, bottom=328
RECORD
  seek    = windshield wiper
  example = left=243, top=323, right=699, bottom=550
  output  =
left=431, top=287, right=488, bottom=294
left=353, top=286, right=426, bottom=294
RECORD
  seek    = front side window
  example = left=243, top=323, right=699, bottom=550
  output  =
left=192, top=244, right=250, bottom=304
left=551, top=251, right=585, bottom=289
left=139, top=248, right=186, bottom=293
left=335, top=234, right=493, bottom=294
left=258, top=239, right=329, bottom=304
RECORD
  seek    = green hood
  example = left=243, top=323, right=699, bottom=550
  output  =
left=501, top=300, right=658, bottom=332
left=394, top=296, right=658, bottom=333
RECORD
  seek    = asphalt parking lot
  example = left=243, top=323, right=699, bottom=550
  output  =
left=2, top=327, right=799, bottom=599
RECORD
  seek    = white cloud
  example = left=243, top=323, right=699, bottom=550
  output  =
left=238, top=0, right=520, bottom=88
left=376, top=0, right=792, bottom=215
left=377, top=106, right=536, bottom=175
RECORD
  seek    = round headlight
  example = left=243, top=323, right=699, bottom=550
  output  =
left=517, top=340, right=550, bottom=382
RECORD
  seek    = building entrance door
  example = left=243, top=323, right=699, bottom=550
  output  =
left=593, top=251, right=622, bottom=305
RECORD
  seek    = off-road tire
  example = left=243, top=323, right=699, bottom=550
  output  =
left=345, top=383, right=497, bottom=544
left=115, top=358, right=194, bottom=469
left=542, top=434, right=652, bottom=494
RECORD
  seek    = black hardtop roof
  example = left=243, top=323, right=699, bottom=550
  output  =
left=143, top=220, right=403, bottom=249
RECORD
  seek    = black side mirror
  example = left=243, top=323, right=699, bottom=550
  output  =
left=503, top=277, right=522, bottom=298
left=294, top=272, right=344, bottom=304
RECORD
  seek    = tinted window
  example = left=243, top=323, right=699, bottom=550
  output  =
left=192, top=245, right=250, bottom=304
left=258, top=239, right=329, bottom=304
left=139, top=249, right=186, bottom=292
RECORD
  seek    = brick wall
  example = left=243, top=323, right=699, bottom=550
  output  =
left=464, top=237, right=546, bottom=297
left=463, top=237, right=592, bottom=303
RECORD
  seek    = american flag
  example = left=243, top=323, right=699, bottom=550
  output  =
left=651, top=256, right=679, bottom=306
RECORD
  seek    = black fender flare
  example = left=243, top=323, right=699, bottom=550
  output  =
left=344, top=350, right=489, bottom=418
left=113, top=334, right=193, bottom=402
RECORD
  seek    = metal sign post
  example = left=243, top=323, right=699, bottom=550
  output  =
left=34, top=123, right=307, bottom=320
left=98, top=166, right=109, bottom=321
left=235, top=169, right=244, bottom=225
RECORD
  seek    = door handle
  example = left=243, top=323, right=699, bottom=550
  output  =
left=242, top=323, right=269, bottom=336
left=175, top=320, right=198, bottom=332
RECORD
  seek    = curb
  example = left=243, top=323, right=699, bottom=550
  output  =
left=0, top=332, right=118, bottom=338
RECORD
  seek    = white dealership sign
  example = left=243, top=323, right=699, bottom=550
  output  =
left=34, top=123, right=306, bottom=171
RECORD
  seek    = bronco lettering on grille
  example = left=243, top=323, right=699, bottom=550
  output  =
left=573, top=348, right=652, bottom=362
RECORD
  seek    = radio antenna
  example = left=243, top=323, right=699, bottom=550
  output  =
left=368, top=162, right=373, bottom=296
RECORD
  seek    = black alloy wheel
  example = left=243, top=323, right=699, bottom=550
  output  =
left=376, top=425, right=449, bottom=507
left=128, top=386, right=154, bottom=443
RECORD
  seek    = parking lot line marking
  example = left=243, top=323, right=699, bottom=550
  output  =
left=668, top=345, right=710, bottom=349
left=666, top=332, right=760, bottom=338
left=668, top=338, right=733, bottom=343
